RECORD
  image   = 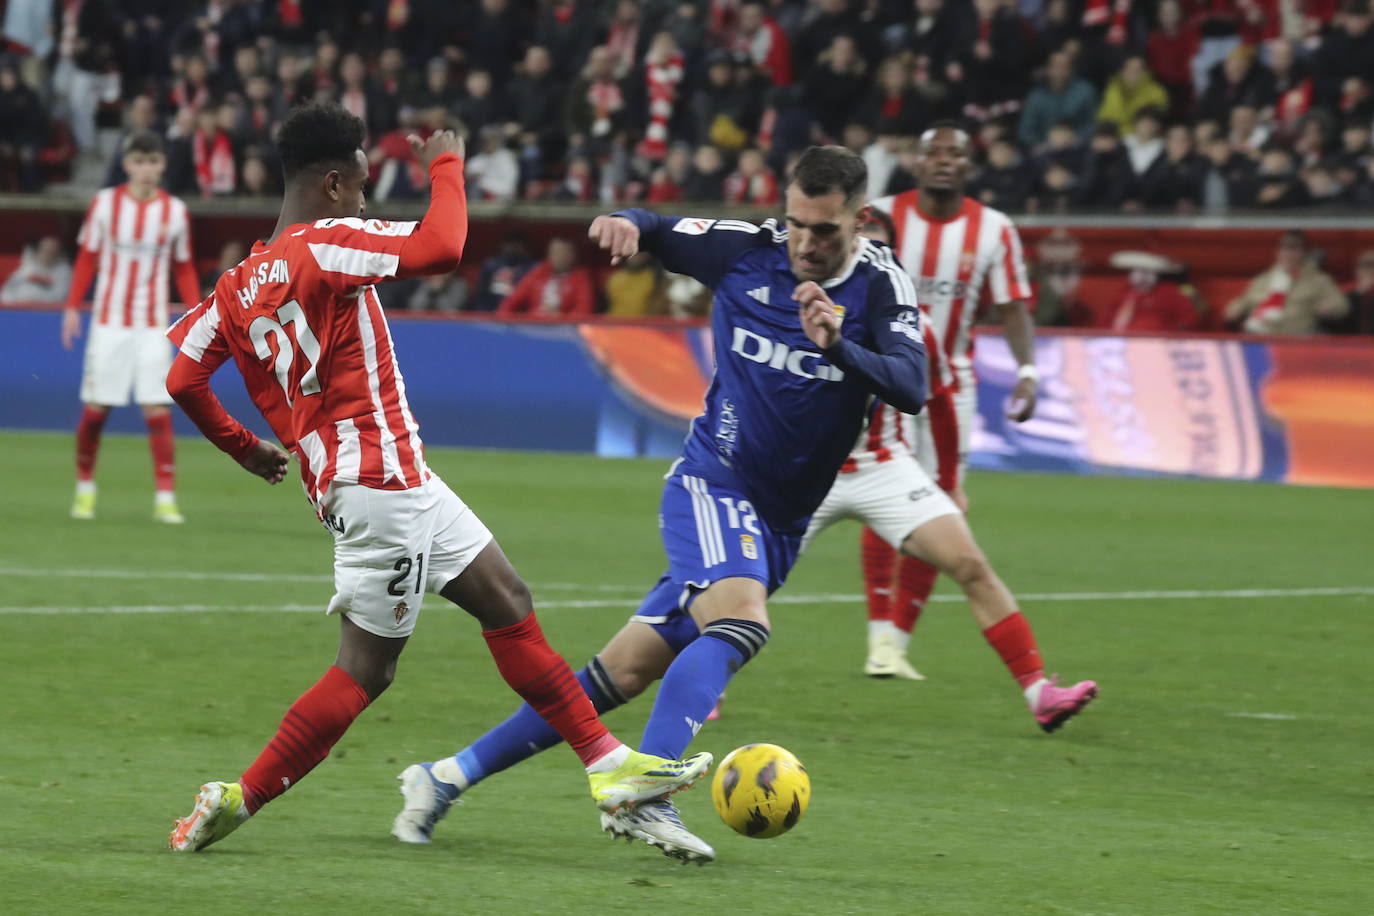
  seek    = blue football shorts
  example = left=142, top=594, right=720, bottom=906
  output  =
left=629, top=471, right=801, bottom=653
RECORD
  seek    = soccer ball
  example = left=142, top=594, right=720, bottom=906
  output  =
left=711, top=743, right=810, bottom=838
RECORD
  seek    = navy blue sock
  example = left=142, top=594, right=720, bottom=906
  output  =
left=457, top=658, right=626, bottom=786
left=639, top=618, right=769, bottom=759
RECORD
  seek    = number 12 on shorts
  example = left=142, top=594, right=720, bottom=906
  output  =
left=388, top=552, right=425, bottom=596
left=717, top=497, right=760, bottom=560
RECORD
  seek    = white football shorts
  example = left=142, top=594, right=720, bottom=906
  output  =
left=320, top=474, right=493, bottom=638
left=80, top=325, right=174, bottom=406
left=802, top=453, right=960, bottom=553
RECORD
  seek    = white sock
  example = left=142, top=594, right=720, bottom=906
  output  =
left=892, top=628, right=912, bottom=652
left=1023, top=677, right=1050, bottom=709
left=431, top=756, right=470, bottom=790
left=867, top=619, right=899, bottom=643
left=76, top=480, right=96, bottom=496
left=155, top=490, right=176, bottom=506
left=585, top=743, right=630, bottom=774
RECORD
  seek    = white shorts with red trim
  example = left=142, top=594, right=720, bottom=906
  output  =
left=321, top=474, right=493, bottom=638
left=801, top=453, right=960, bottom=553
left=79, top=325, right=173, bottom=406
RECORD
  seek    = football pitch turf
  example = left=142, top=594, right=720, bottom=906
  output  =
left=1, top=430, right=1370, bottom=915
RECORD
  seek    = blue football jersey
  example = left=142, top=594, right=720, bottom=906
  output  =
left=612, top=210, right=928, bottom=535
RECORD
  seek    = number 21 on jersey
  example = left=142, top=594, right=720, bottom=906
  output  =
left=248, top=299, right=321, bottom=405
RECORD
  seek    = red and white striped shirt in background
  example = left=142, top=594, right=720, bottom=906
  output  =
left=169, top=218, right=435, bottom=508
left=69, top=185, right=197, bottom=328
left=870, top=194, right=1030, bottom=377
left=839, top=320, right=958, bottom=486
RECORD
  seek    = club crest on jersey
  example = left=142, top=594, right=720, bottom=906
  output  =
left=739, top=534, right=759, bottom=560
left=960, top=250, right=976, bottom=272
left=833, top=304, right=845, bottom=322
left=393, top=601, right=409, bottom=627
left=673, top=218, right=715, bottom=235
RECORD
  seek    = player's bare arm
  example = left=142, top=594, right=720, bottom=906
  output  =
left=60, top=307, right=82, bottom=349
left=795, top=281, right=843, bottom=349
left=237, top=439, right=291, bottom=484
left=588, top=215, right=640, bottom=265
left=995, top=299, right=1038, bottom=421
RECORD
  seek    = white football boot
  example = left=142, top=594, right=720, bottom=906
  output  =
left=601, top=798, right=715, bottom=864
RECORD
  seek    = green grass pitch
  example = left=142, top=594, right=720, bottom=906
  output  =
left=1, top=430, right=1370, bottom=915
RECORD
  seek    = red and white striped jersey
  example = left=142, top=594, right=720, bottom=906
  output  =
left=839, top=319, right=954, bottom=474
left=77, top=185, right=193, bottom=329
left=870, top=193, right=1030, bottom=374
left=168, top=217, right=430, bottom=507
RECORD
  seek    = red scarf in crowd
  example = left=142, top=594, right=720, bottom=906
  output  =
left=194, top=128, right=235, bottom=196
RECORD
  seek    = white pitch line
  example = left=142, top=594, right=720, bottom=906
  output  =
left=0, top=585, right=1370, bottom=616
left=0, top=567, right=643, bottom=592
left=1225, top=712, right=1300, bottom=721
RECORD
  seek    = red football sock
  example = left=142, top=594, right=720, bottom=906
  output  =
left=860, top=526, right=897, bottom=622
left=981, top=612, right=1045, bottom=689
left=75, top=406, right=107, bottom=482
left=483, top=612, right=619, bottom=766
left=146, top=413, right=176, bottom=492
left=891, top=554, right=939, bottom=634
left=239, top=665, right=370, bottom=814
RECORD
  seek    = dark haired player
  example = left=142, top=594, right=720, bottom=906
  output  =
left=165, top=104, right=708, bottom=852
left=62, top=131, right=201, bottom=523
left=392, top=146, right=928, bottom=863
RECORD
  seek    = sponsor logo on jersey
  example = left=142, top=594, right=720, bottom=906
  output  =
left=747, top=286, right=769, bottom=304
left=730, top=327, right=845, bottom=382
left=889, top=307, right=922, bottom=342
left=915, top=276, right=969, bottom=300
left=739, top=533, right=759, bottom=560
left=715, top=397, right=740, bottom=464
left=393, top=600, right=409, bottom=627
left=673, top=218, right=715, bottom=235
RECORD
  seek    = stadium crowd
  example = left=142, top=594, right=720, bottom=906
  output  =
left=4, top=0, right=1374, bottom=213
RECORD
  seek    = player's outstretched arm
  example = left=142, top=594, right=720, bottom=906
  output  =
left=795, top=280, right=928, bottom=414
left=588, top=215, right=640, bottom=266
left=387, top=131, right=469, bottom=278
left=598, top=209, right=772, bottom=288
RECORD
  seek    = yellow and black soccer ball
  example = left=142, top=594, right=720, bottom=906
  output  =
left=711, top=743, right=810, bottom=838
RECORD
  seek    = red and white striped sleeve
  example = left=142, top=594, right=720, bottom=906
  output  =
left=167, top=294, right=228, bottom=365
left=985, top=214, right=1032, bottom=306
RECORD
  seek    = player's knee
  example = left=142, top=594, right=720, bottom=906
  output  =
left=599, top=657, right=652, bottom=700
left=944, top=549, right=992, bottom=589
left=701, top=618, right=771, bottom=666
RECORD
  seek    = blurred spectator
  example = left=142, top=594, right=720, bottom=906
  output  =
left=238, top=149, right=276, bottom=196
left=1325, top=248, right=1374, bottom=333
left=1310, top=0, right=1374, bottom=110
left=474, top=230, right=538, bottom=312
left=636, top=31, right=685, bottom=161
left=861, top=57, right=921, bottom=137
left=552, top=154, right=596, bottom=201
left=1075, top=121, right=1133, bottom=209
left=604, top=0, right=645, bottom=79
left=202, top=240, right=247, bottom=295
left=1019, top=50, right=1099, bottom=149
left=955, top=0, right=1028, bottom=124
left=1225, top=230, right=1348, bottom=333
left=890, top=0, right=967, bottom=73
left=238, top=74, right=286, bottom=148
left=1201, top=135, right=1255, bottom=211
left=507, top=46, right=566, bottom=178
left=0, top=236, right=71, bottom=305
left=805, top=34, right=871, bottom=142
left=734, top=1, right=792, bottom=88
left=465, top=0, right=524, bottom=82
left=0, top=63, right=47, bottom=192
left=1146, top=0, right=1198, bottom=114
left=1334, top=118, right=1371, bottom=186
left=1251, top=145, right=1308, bottom=208
left=337, top=51, right=393, bottom=140
left=1031, top=228, right=1090, bottom=326
left=467, top=126, right=520, bottom=201
left=52, top=0, right=122, bottom=152
left=646, top=144, right=692, bottom=201
left=1268, top=39, right=1313, bottom=140
left=695, top=51, right=760, bottom=151
left=1196, top=45, right=1275, bottom=128
left=497, top=237, right=596, bottom=318
left=192, top=105, right=235, bottom=197
left=1122, top=107, right=1166, bottom=185
left=1293, top=111, right=1334, bottom=167
left=455, top=70, right=505, bottom=140
left=972, top=138, right=1031, bottom=212
left=683, top=143, right=726, bottom=201
left=605, top=252, right=666, bottom=317
left=168, top=54, right=211, bottom=116
left=300, top=34, right=341, bottom=100
left=1301, top=159, right=1346, bottom=209
left=1098, top=56, right=1170, bottom=136
left=1141, top=123, right=1206, bottom=212
left=414, top=57, right=461, bottom=112
left=1227, top=104, right=1269, bottom=157
left=723, top=147, right=779, bottom=205
left=406, top=270, right=470, bottom=313
left=535, top=0, right=604, bottom=81
left=565, top=46, right=629, bottom=159
left=1029, top=121, right=1084, bottom=212
left=163, top=106, right=198, bottom=195
left=792, top=0, right=871, bottom=82
left=1104, top=251, right=1202, bottom=332
left=862, top=129, right=902, bottom=201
